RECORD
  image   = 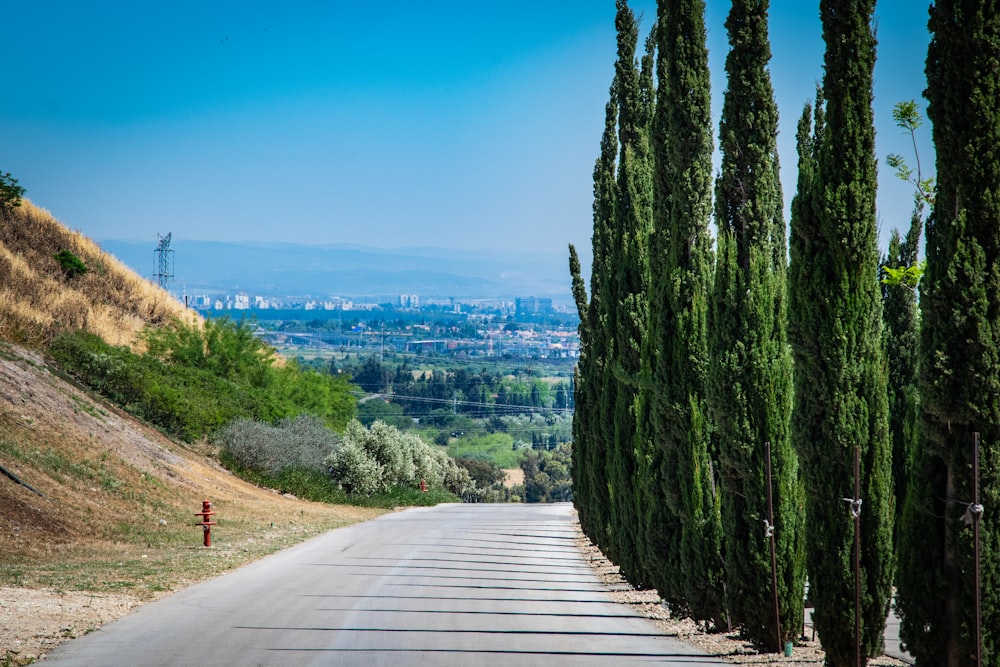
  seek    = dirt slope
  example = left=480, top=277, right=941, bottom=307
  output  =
left=0, top=342, right=382, bottom=662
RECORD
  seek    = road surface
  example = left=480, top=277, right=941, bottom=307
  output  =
left=44, top=503, right=726, bottom=666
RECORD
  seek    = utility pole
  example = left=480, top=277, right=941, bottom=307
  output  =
left=154, top=233, right=174, bottom=289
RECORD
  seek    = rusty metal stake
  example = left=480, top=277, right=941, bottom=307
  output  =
left=194, top=499, right=216, bottom=547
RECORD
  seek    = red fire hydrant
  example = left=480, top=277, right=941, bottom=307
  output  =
left=194, top=499, right=216, bottom=547
left=419, top=479, right=427, bottom=493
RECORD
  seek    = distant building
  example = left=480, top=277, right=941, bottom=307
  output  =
left=515, top=297, right=553, bottom=315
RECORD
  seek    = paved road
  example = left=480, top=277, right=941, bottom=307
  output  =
left=44, top=503, right=726, bottom=666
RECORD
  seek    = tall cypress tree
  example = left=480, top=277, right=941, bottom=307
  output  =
left=708, top=0, right=804, bottom=649
left=605, top=0, right=653, bottom=580
left=897, top=3, right=1000, bottom=665
left=569, top=243, right=592, bottom=534
left=787, top=1, right=894, bottom=664
left=647, top=0, right=724, bottom=625
left=572, top=72, right=619, bottom=551
left=880, top=215, right=921, bottom=552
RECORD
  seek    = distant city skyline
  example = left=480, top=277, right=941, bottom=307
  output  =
left=3, top=1, right=931, bottom=262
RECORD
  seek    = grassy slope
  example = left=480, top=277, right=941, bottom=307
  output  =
left=0, top=203, right=385, bottom=662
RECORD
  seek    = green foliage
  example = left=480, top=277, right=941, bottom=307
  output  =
left=212, top=415, right=339, bottom=477
left=881, top=217, right=922, bottom=559
left=352, top=355, right=389, bottom=393
left=455, top=456, right=505, bottom=488
left=0, top=171, right=26, bottom=218
left=641, top=0, right=725, bottom=625
left=880, top=261, right=925, bottom=289
left=708, top=0, right=804, bottom=649
left=447, top=432, right=524, bottom=469
left=143, top=317, right=273, bottom=388
left=897, top=3, right=1000, bottom=665
left=357, top=398, right=409, bottom=428
left=218, top=450, right=457, bottom=508
left=49, top=321, right=357, bottom=442
left=454, top=456, right=516, bottom=503
left=788, top=2, right=894, bottom=664
left=599, top=0, right=653, bottom=586
left=885, top=100, right=935, bottom=208
left=54, top=249, right=88, bottom=278
left=572, top=43, right=620, bottom=555
left=521, top=446, right=572, bottom=503
left=270, top=360, right=357, bottom=430
left=50, top=331, right=285, bottom=441
left=325, top=419, right=472, bottom=497
left=882, top=100, right=931, bottom=294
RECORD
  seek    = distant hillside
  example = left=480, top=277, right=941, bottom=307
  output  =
left=100, top=239, right=574, bottom=303
left=0, top=201, right=192, bottom=348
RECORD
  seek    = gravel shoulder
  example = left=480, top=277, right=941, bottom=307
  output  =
left=573, top=521, right=908, bottom=666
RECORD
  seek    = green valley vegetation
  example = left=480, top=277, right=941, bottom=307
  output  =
left=48, top=317, right=478, bottom=507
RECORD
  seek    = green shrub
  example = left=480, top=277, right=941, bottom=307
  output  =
left=212, top=415, right=340, bottom=477
left=49, top=331, right=291, bottom=441
left=521, top=445, right=572, bottom=503
left=326, top=419, right=472, bottom=497
left=54, top=249, right=88, bottom=278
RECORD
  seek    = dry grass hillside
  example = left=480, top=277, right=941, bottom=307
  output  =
left=0, top=200, right=193, bottom=348
left=0, top=204, right=383, bottom=663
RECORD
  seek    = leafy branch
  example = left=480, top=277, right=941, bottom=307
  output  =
left=885, top=100, right=935, bottom=208
left=882, top=100, right=934, bottom=288
left=881, top=260, right=926, bottom=289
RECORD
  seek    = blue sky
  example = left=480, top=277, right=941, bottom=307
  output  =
left=2, top=1, right=932, bottom=259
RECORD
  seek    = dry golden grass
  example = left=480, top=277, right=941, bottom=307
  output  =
left=0, top=200, right=195, bottom=349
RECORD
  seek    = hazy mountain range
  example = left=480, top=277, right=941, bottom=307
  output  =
left=100, top=240, right=576, bottom=303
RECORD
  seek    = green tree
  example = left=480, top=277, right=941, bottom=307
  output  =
left=0, top=171, right=26, bottom=220
left=708, top=0, right=804, bottom=649
left=897, top=2, right=1000, bottom=665
left=643, top=0, right=723, bottom=624
left=787, top=2, right=894, bottom=664
left=522, top=446, right=573, bottom=503
left=571, top=63, right=618, bottom=551
left=353, top=355, right=389, bottom=393
left=881, top=216, right=921, bottom=554
left=604, top=0, right=653, bottom=582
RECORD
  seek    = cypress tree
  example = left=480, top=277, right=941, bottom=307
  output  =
left=787, top=1, right=894, bottom=664
left=569, top=243, right=592, bottom=533
left=880, top=215, right=921, bottom=551
left=605, top=0, right=653, bottom=580
left=708, top=0, right=804, bottom=649
left=575, top=79, right=619, bottom=552
left=646, top=0, right=724, bottom=625
left=897, top=2, right=1000, bottom=665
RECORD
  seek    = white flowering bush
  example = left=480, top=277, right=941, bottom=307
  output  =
left=326, top=419, right=473, bottom=497
left=327, top=437, right=385, bottom=495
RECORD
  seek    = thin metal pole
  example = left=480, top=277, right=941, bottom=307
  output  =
left=973, top=432, right=982, bottom=667
left=854, top=445, right=861, bottom=667
left=765, top=441, right=782, bottom=653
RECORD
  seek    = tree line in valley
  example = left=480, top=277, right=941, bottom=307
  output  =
left=570, top=1, right=997, bottom=666
left=340, top=355, right=574, bottom=414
